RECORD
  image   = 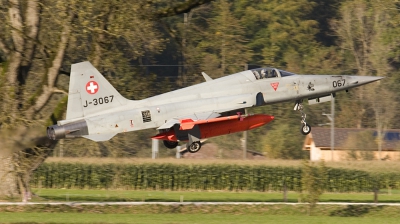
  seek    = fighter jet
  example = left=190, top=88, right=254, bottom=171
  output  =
left=47, top=61, right=383, bottom=153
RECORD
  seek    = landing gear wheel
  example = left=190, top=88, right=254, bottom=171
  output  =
left=294, top=100, right=311, bottom=135
left=187, top=141, right=201, bottom=153
left=163, top=140, right=178, bottom=149
left=301, top=123, right=311, bottom=135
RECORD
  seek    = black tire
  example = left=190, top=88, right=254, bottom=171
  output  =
left=163, top=140, right=178, bottom=149
left=301, top=123, right=311, bottom=135
left=187, top=141, right=201, bottom=153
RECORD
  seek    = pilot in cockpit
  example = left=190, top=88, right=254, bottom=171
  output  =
left=260, top=69, right=266, bottom=79
left=253, top=71, right=260, bottom=79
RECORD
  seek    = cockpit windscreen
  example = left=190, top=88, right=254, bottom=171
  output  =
left=279, top=70, right=297, bottom=77
left=251, top=68, right=297, bottom=80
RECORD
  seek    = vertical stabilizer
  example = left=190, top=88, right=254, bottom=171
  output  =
left=66, top=61, right=128, bottom=120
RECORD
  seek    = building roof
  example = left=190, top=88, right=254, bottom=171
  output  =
left=306, top=127, right=400, bottom=150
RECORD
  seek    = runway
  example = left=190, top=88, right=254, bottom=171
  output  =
left=1, top=202, right=400, bottom=206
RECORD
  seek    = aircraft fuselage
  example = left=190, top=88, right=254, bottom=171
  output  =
left=48, top=62, right=383, bottom=151
left=63, top=72, right=379, bottom=136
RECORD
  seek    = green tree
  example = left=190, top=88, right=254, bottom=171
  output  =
left=263, top=123, right=305, bottom=159
left=344, top=130, right=377, bottom=160
left=196, top=0, right=252, bottom=78
left=331, top=0, right=400, bottom=129
left=236, top=0, right=323, bottom=71
left=301, top=160, right=327, bottom=215
left=0, top=0, right=213, bottom=200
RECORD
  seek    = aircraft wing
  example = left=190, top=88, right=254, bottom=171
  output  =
left=179, top=114, right=244, bottom=130
left=157, top=111, right=221, bottom=130
left=157, top=93, right=254, bottom=130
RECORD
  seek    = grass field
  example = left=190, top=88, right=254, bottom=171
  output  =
left=1, top=204, right=400, bottom=223
left=2, top=213, right=400, bottom=224
left=30, top=188, right=400, bottom=203
left=6, top=159, right=399, bottom=223
left=2, top=188, right=400, bottom=223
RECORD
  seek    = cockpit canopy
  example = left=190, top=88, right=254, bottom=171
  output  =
left=251, top=68, right=297, bottom=80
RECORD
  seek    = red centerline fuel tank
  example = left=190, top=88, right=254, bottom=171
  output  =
left=152, top=114, right=274, bottom=142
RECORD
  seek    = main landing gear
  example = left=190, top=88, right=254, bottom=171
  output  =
left=163, top=140, right=178, bottom=149
left=187, top=141, right=201, bottom=153
left=294, top=101, right=311, bottom=135
left=163, top=140, right=202, bottom=153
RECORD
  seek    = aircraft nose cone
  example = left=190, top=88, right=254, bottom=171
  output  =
left=350, top=76, right=384, bottom=86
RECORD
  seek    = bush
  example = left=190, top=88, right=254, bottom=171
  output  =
left=30, top=162, right=400, bottom=192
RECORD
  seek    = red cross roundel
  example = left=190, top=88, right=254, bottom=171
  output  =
left=86, top=81, right=99, bottom=94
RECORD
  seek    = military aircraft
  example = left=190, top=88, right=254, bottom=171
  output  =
left=47, top=61, right=383, bottom=153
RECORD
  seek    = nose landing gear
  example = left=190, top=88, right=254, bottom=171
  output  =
left=294, top=101, right=311, bottom=135
left=301, top=123, right=311, bottom=135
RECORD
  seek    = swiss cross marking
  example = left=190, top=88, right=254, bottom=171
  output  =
left=270, top=82, right=279, bottom=91
left=86, top=81, right=99, bottom=94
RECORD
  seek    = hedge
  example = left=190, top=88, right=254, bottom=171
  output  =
left=30, top=163, right=400, bottom=192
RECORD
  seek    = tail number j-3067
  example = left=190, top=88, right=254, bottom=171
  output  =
left=332, top=79, right=345, bottom=88
left=83, top=95, right=114, bottom=107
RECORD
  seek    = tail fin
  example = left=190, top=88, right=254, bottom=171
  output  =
left=66, top=61, right=128, bottom=120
